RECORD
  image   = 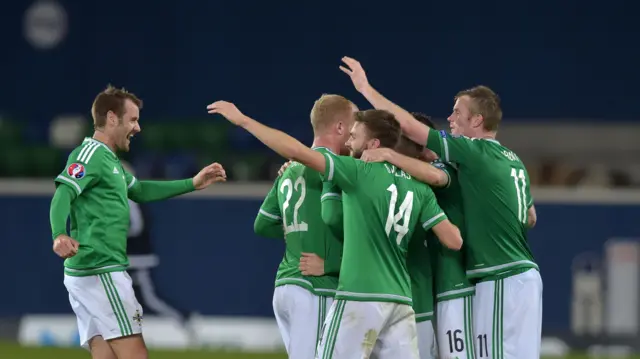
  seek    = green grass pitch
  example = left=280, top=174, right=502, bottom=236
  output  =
left=0, top=342, right=286, bottom=359
left=1, top=342, right=638, bottom=359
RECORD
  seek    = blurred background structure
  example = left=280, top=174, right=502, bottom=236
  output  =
left=1, top=0, right=639, bottom=357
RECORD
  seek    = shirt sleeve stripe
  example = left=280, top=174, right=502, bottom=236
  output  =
left=442, top=169, right=451, bottom=189
left=422, top=212, right=445, bottom=229
left=56, top=175, right=82, bottom=195
left=321, top=192, right=342, bottom=201
left=259, top=209, right=281, bottom=220
left=443, top=137, right=450, bottom=163
left=325, top=153, right=335, bottom=182
left=128, top=176, right=137, bottom=189
left=84, top=144, right=101, bottom=163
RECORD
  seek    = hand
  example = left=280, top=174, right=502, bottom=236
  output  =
left=278, top=161, right=292, bottom=177
left=299, top=252, right=325, bottom=276
left=53, top=235, right=79, bottom=259
left=206, top=101, right=249, bottom=127
left=193, top=163, right=227, bottom=190
left=360, top=148, right=392, bottom=163
left=339, top=56, right=371, bottom=94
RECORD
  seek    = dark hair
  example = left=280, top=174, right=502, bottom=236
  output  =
left=410, top=112, right=436, bottom=130
left=92, top=85, right=143, bottom=129
left=395, top=112, right=435, bottom=157
left=354, top=109, right=401, bottom=149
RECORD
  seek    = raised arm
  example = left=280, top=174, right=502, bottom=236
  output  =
left=361, top=148, right=449, bottom=188
left=207, top=101, right=326, bottom=174
left=340, top=56, right=433, bottom=146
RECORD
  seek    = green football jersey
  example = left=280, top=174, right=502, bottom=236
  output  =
left=55, top=137, right=135, bottom=276
left=322, top=152, right=447, bottom=306
left=428, top=160, right=475, bottom=302
left=321, top=181, right=435, bottom=320
left=256, top=147, right=343, bottom=297
left=406, top=234, right=434, bottom=322
left=426, top=131, right=537, bottom=279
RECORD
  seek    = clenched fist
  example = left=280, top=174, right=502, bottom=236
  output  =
left=53, top=235, right=79, bottom=259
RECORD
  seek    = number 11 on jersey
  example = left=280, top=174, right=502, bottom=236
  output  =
left=510, top=167, right=528, bottom=224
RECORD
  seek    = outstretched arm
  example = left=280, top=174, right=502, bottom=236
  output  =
left=207, top=101, right=326, bottom=174
left=126, top=163, right=226, bottom=203
left=340, top=56, right=433, bottom=146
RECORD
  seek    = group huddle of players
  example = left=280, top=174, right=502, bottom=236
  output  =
left=236, top=57, right=542, bottom=359
left=50, top=56, right=541, bottom=359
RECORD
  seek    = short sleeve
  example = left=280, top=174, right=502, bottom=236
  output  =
left=321, top=182, right=342, bottom=203
left=124, top=170, right=139, bottom=192
left=426, top=130, right=475, bottom=165
left=419, top=187, right=448, bottom=231
left=432, top=160, right=458, bottom=190
left=55, top=153, right=102, bottom=196
left=323, top=153, right=360, bottom=192
left=257, top=181, right=282, bottom=222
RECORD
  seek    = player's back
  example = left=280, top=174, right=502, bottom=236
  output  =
left=275, top=154, right=342, bottom=293
left=55, top=138, right=131, bottom=275
left=458, top=139, right=536, bottom=279
left=337, top=161, right=446, bottom=306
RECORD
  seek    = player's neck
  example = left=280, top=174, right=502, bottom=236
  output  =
left=92, top=131, right=116, bottom=152
left=470, top=129, right=497, bottom=140
left=311, top=137, right=340, bottom=154
left=480, top=131, right=498, bottom=140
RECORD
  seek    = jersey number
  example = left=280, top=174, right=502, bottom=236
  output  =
left=280, top=177, right=308, bottom=233
left=385, top=184, right=414, bottom=245
left=510, top=168, right=528, bottom=224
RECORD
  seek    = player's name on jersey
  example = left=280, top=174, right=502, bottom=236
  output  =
left=383, top=164, right=412, bottom=180
left=3, top=180, right=640, bottom=203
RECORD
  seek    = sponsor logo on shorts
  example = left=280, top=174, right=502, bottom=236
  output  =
left=133, top=309, right=143, bottom=327
left=67, top=163, right=85, bottom=179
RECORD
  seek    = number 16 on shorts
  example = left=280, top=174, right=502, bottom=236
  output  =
left=437, top=297, right=476, bottom=359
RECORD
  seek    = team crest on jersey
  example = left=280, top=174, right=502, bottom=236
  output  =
left=67, top=163, right=85, bottom=180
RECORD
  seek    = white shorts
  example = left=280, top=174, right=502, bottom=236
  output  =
left=272, top=285, right=333, bottom=359
left=435, top=296, right=475, bottom=359
left=64, top=271, right=143, bottom=349
left=473, top=268, right=543, bottom=359
left=416, top=320, right=437, bottom=359
left=316, top=300, right=419, bottom=359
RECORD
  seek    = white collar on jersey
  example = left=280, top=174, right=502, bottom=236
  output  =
left=312, top=146, right=336, bottom=154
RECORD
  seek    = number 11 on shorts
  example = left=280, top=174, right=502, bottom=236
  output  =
left=476, top=333, right=488, bottom=357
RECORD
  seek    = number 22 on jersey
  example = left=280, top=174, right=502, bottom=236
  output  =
left=280, top=177, right=308, bottom=234
left=385, top=184, right=414, bottom=245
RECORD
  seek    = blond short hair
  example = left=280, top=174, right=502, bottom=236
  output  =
left=310, top=94, right=354, bottom=133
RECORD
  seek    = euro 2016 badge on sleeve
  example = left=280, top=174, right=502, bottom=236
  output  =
left=67, top=163, right=85, bottom=180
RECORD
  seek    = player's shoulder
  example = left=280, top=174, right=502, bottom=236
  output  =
left=67, top=138, right=115, bottom=166
left=484, top=140, right=525, bottom=165
left=313, top=147, right=335, bottom=155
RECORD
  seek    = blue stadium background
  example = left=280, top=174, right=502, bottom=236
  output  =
left=0, top=0, right=638, bottom=352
